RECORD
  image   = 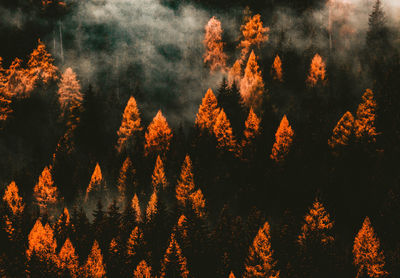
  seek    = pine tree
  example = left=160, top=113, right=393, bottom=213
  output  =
left=116, top=96, right=142, bottom=153
left=354, top=89, right=378, bottom=144
left=238, top=14, right=269, bottom=60
left=176, top=155, right=196, bottom=208
left=189, top=189, right=206, bottom=218
left=328, top=111, right=355, bottom=150
left=146, top=190, right=158, bottom=223
left=203, top=16, right=227, bottom=73
left=270, top=115, right=294, bottom=163
left=228, top=60, right=242, bottom=88
left=58, top=67, right=82, bottom=116
left=160, top=233, right=189, bottom=278
left=306, top=54, right=327, bottom=87
left=3, top=181, right=24, bottom=215
left=131, top=194, right=142, bottom=224
left=144, top=110, right=173, bottom=158
left=195, top=88, right=220, bottom=133
left=58, top=238, right=79, bottom=278
left=85, top=163, right=105, bottom=201
left=4, top=57, right=31, bottom=97
left=366, top=0, right=388, bottom=51
left=117, top=156, right=136, bottom=207
left=353, top=217, right=387, bottom=278
left=134, top=260, right=152, bottom=278
left=0, top=57, right=12, bottom=123
left=213, top=109, right=237, bottom=153
left=127, top=226, right=145, bottom=269
left=243, top=221, right=280, bottom=278
left=2, top=181, right=24, bottom=242
left=240, top=51, right=265, bottom=109
left=84, top=240, right=106, bottom=278
left=55, top=207, right=72, bottom=244
left=151, top=155, right=168, bottom=191
left=33, top=166, right=58, bottom=213
left=228, top=271, right=236, bottom=278
left=271, top=55, right=283, bottom=82
left=242, top=107, right=261, bottom=148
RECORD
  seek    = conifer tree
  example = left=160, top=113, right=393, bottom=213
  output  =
left=195, top=88, right=220, bottom=133
left=144, top=110, right=173, bottom=158
left=126, top=226, right=146, bottom=269
left=190, top=189, right=206, bottom=218
left=228, top=60, right=242, bottom=88
left=176, top=155, right=196, bottom=208
left=243, top=221, right=280, bottom=278
left=117, top=156, right=136, bottom=207
left=151, top=155, right=168, bottom=191
left=83, top=240, right=106, bottom=278
left=0, top=57, right=12, bottom=123
left=328, top=111, right=355, bottom=151
left=85, top=163, right=104, bottom=201
left=238, top=14, right=269, bottom=60
left=116, top=96, right=142, bottom=153
left=2, top=181, right=24, bottom=242
left=213, top=109, right=237, bottom=153
left=160, top=233, right=189, bottom=278
left=240, top=51, right=265, bottom=109
left=270, top=115, right=294, bottom=163
left=55, top=207, right=72, bottom=244
left=242, top=107, right=261, bottom=148
left=366, top=0, right=388, bottom=51
left=306, top=54, right=327, bottom=87
left=203, top=16, right=227, bottom=73
left=58, top=67, right=83, bottom=116
left=4, top=57, right=31, bottom=97
left=229, top=271, right=236, bottom=278
left=3, top=181, right=24, bottom=216
left=146, top=190, right=158, bottom=223
left=271, top=55, right=283, bottom=82
left=134, top=260, right=152, bottom=278
left=353, top=217, right=387, bottom=278
left=58, top=238, right=79, bottom=278
left=33, top=166, right=58, bottom=213
left=131, top=194, right=142, bottom=224
left=26, top=219, right=58, bottom=262
left=354, top=89, right=378, bottom=144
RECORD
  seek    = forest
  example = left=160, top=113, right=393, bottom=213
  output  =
left=1, top=0, right=400, bottom=277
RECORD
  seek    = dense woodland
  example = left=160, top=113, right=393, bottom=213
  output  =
left=1, top=0, right=400, bottom=277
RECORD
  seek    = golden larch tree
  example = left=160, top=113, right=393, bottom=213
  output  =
left=306, top=54, right=327, bottom=87
left=298, top=199, right=334, bottom=247
left=176, top=155, right=196, bottom=207
left=85, top=163, right=104, bottom=201
left=0, top=57, right=12, bottom=123
left=176, top=214, right=189, bottom=241
left=117, top=156, right=134, bottom=206
left=58, top=67, right=82, bottom=115
left=26, top=219, right=57, bottom=262
left=84, top=240, right=106, bottom=278
left=146, top=190, right=158, bottom=223
left=354, top=89, right=378, bottom=144
left=270, top=115, right=294, bottom=163
left=127, top=226, right=145, bottom=258
left=131, top=194, right=142, bottom=223
left=26, top=39, right=58, bottom=86
left=33, top=166, right=58, bottom=213
left=244, top=221, right=280, bottom=278
left=190, top=188, right=206, bottom=218
left=160, top=233, right=189, bottom=278
left=214, top=109, right=237, bottom=153
left=195, top=88, right=220, bottom=132
left=228, top=271, right=236, bottom=278
left=228, top=59, right=242, bottom=88
left=134, top=260, right=152, bottom=278
left=151, top=155, right=168, bottom=191
left=203, top=16, right=227, bottom=73
left=3, top=181, right=24, bottom=215
left=238, top=14, right=269, bottom=60
left=4, top=57, right=31, bottom=97
left=353, top=217, right=387, bottom=278
left=116, top=96, right=142, bottom=153
left=144, top=110, right=173, bottom=158
left=242, top=107, right=261, bottom=147
left=271, top=55, right=283, bottom=82
left=58, top=237, right=79, bottom=278
left=55, top=207, right=71, bottom=241
left=328, top=111, right=354, bottom=150
left=240, top=51, right=265, bottom=109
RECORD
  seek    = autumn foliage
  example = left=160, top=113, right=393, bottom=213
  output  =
left=270, top=115, right=294, bottom=163
left=329, top=111, right=355, bottom=150
left=354, top=89, right=378, bottom=144
left=26, top=219, right=57, bottom=262
left=85, top=163, right=104, bottom=201
left=33, top=166, right=58, bottom=212
left=228, top=59, right=242, bottom=88
left=271, top=55, right=283, bottom=82
left=306, top=54, right=327, bottom=87
left=195, top=88, right=220, bottom=133
left=151, top=155, right=168, bottom=191
left=239, top=14, right=269, bottom=60
left=213, top=109, right=237, bottom=153
left=134, top=260, right=152, bottom=278
left=144, top=110, right=173, bottom=158
left=117, top=96, right=142, bottom=153
left=160, top=233, right=189, bottom=278
left=84, top=240, right=106, bottom=278
left=240, top=51, right=265, bottom=109
left=203, top=16, right=227, bottom=73
left=3, top=181, right=24, bottom=215
left=176, top=155, right=195, bottom=207
left=58, top=238, right=79, bottom=277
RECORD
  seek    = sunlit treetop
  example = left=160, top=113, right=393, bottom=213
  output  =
left=56, top=207, right=71, bottom=230
left=270, top=115, right=294, bottom=163
left=146, top=190, right=158, bottom=223
left=214, top=109, right=237, bottom=153
left=160, top=233, right=189, bottom=278
left=26, top=219, right=58, bottom=261
left=176, top=214, right=188, bottom=240
left=4, top=57, right=32, bottom=97
left=58, top=67, right=82, bottom=114
left=176, top=155, right=196, bottom=207
left=228, top=59, right=242, bottom=88
left=58, top=237, right=79, bottom=278
left=195, top=88, right=220, bottom=133
left=3, top=181, right=24, bottom=215
left=85, top=162, right=103, bottom=200
left=271, top=55, right=283, bottom=82
left=27, top=39, right=58, bottom=86
left=353, top=216, right=387, bottom=278
left=117, top=156, right=134, bottom=205
left=127, top=226, right=145, bottom=258
left=131, top=193, right=142, bottom=223
left=84, top=240, right=106, bottom=278
left=144, top=110, right=173, bottom=158
left=190, top=188, right=206, bottom=218
left=229, top=271, right=236, bottom=278
left=328, top=111, right=354, bottom=150
left=203, top=16, right=227, bottom=73
left=243, top=107, right=261, bottom=145
left=240, top=51, right=265, bottom=109
left=239, top=14, right=269, bottom=60
left=152, top=155, right=168, bottom=191
left=354, top=89, right=378, bottom=144
left=117, top=96, right=142, bottom=153
left=33, top=166, right=58, bottom=211
left=134, top=260, right=152, bottom=278
left=306, top=53, right=327, bottom=87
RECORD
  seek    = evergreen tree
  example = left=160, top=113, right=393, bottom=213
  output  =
left=134, top=260, right=152, bottom=278
left=328, top=111, right=355, bottom=152
left=195, top=88, right=220, bottom=133
left=213, top=109, right=237, bottom=153
left=203, top=16, right=227, bottom=73
left=151, top=155, right=168, bottom=191
left=354, top=89, right=378, bottom=145
left=144, top=110, right=173, bottom=159
left=83, top=240, right=106, bottom=278
left=33, top=166, right=58, bottom=214
left=176, top=155, right=196, bottom=208
left=270, top=115, right=294, bottom=163
left=306, top=54, right=327, bottom=87
left=160, top=233, right=189, bottom=278
left=58, top=238, right=79, bottom=278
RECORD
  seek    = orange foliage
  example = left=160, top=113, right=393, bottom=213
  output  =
left=131, top=194, right=142, bottom=223
left=298, top=199, right=334, bottom=246
left=160, top=233, right=189, bottom=278
left=244, top=221, right=280, bottom=278
left=58, top=67, right=82, bottom=115
left=353, top=217, right=387, bottom=278
left=3, top=181, right=24, bottom=215
left=190, top=189, right=206, bottom=218
left=354, top=89, right=378, bottom=144
left=27, top=39, right=58, bottom=86
left=117, top=157, right=134, bottom=205
left=238, top=14, right=269, bottom=60
left=306, top=54, right=327, bottom=87
left=228, top=59, right=242, bottom=88
left=85, top=163, right=103, bottom=201
left=203, top=16, right=227, bottom=73
left=146, top=190, right=158, bottom=223
left=176, top=155, right=196, bottom=207
left=55, top=207, right=71, bottom=235
left=152, top=155, right=168, bottom=191
left=127, top=226, right=144, bottom=258
left=134, top=260, right=152, bottom=278
left=4, top=57, right=32, bottom=97
left=58, top=238, right=79, bottom=278
left=84, top=240, right=106, bottom=278
left=144, top=110, right=173, bottom=158
left=176, top=214, right=188, bottom=240
left=240, top=51, right=265, bottom=109
left=214, top=109, right=237, bottom=153
left=33, top=166, right=58, bottom=212
left=117, top=96, right=142, bottom=152
left=270, top=115, right=294, bottom=163
left=229, top=271, right=236, bottom=278
left=26, top=219, right=57, bottom=261
left=271, top=55, right=283, bottom=82
left=0, top=57, right=12, bottom=122
left=195, top=88, right=220, bottom=132
left=328, top=111, right=354, bottom=150
left=243, top=107, right=261, bottom=146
